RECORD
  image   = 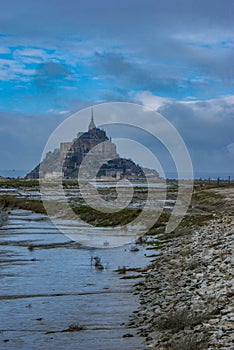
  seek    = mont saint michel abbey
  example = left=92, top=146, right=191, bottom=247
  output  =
left=27, top=110, right=159, bottom=180
left=60, top=110, right=119, bottom=178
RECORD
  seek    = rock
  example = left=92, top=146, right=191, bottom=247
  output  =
left=123, top=333, right=134, bottom=338
left=131, top=209, right=234, bottom=348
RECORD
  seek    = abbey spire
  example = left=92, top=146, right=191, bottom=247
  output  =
left=88, top=107, right=96, bottom=131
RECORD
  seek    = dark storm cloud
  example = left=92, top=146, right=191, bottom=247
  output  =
left=1, top=0, right=233, bottom=96
left=1, top=0, right=233, bottom=36
left=0, top=111, right=67, bottom=169
left=94, top=51, right=179, bottom=93
left=34, top=61, right=72, bottom=91
left=159, top=99, right=234, bottom=148
left=1, top=0, right=233, bottom=58
left=0, top=0, right=233, bottom=174
left=158, top=98, right=234, bottom=172
left=94, top=48, right=233, bottom=98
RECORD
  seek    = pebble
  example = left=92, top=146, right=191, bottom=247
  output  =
left=131, top=212, right=234, bottom=349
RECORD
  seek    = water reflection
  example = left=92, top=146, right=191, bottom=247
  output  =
left=0, top=210, right=151, bottom=349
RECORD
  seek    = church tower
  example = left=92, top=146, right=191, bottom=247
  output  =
left=88, top=108, right=96, bottom=131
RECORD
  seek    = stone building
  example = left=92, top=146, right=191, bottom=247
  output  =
left=26, top=109, right=159, bottom=180
left=61, top=110, right=119, bottom=178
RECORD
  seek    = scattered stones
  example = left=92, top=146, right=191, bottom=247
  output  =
left=132, top=190, right=234, bottom=349
left=146, top=335, right=153, bottom=341
left=123, top=333, right=134, bottom=338
left=45, top=323, right=87, bottom=334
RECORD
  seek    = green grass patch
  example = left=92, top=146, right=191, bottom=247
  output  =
left=0, top=195, right=45, bottom=213
left=0, top=179, right=39, bottom=188
left=72, top=205, right=142, bottom=226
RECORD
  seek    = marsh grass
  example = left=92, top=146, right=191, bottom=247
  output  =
left=166, top=334, right=208, bottom=350
left=156, top=308, right=209, bottom=333
left=0, top=185, right=228, bottom=234
left=0, top=179, right=39, bottom=188
left=0, top=195, right=46, bottom=213
left=66, top=323, right=86, bottom=332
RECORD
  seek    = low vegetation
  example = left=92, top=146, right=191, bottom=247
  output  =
left=166, top=334, right=208, bottom=350
left=156, top=308, right=209, bottom=333
left=0, top=179, right=39, bottom=188
left=0, top=195, right=46, bottom=213
left=0, top=182, right=230, bottom=235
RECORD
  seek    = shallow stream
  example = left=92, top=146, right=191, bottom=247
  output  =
left=0, top=209, right=151, bottom=350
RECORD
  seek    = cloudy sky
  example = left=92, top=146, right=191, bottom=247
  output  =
left=0, top=0, right=233, bottom=177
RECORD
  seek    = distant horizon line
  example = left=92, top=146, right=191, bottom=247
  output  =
left=0, top=169, right=233, bottom=181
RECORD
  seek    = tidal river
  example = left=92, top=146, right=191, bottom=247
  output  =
left=0, top=209, right=151, bottom=350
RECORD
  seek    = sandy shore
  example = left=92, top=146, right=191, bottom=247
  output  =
left=131, top=188, right=234, bottom=349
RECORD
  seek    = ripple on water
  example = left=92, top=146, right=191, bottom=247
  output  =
left=0, top=210, right=150, bottom=349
